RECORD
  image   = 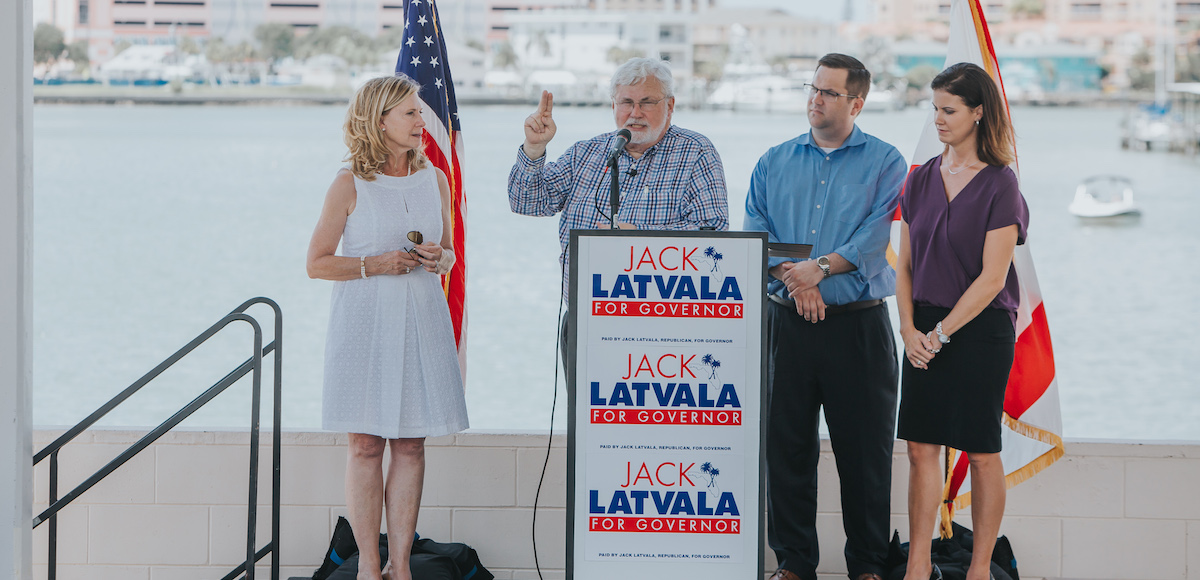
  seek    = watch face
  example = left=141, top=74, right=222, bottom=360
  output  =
left=818, top=256, right=830, bottom=266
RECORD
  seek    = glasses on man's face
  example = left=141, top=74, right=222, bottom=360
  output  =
left=615, top=97, right=666, bottom=112
left=804, top=83, right=858, bottom=102
left=407, top=231, right=423, bottom=258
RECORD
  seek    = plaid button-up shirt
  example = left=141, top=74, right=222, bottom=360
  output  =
left=508, top=124, right=729, bottom=299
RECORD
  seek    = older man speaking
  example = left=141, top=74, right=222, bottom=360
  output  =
left=507, top=57, right=729, bottom=300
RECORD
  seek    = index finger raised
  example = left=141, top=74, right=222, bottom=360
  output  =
left=539, top=91, right=554, bottom=116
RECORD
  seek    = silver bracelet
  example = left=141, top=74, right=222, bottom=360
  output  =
left=360, top=256, right=367, bottom=279
left=935, top=321, right=950, bottom=344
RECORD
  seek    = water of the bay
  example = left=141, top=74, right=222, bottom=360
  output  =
left=31, top=103, right=1200, bottom=440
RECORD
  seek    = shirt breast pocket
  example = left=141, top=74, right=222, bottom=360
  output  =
left=834, top=184, right=873, bottom=226
left=629, top=181, right=672, bottom=223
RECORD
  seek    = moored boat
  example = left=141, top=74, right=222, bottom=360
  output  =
left=1068, top=175, right=1141, bottom=218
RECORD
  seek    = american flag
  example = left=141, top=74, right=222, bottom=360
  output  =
left=396, top=0, right=469, bottom=375
left=889, top=0, right=1064, bottom=537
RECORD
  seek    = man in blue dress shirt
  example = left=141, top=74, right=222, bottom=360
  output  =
left=743, top=53, right=906, bottom=580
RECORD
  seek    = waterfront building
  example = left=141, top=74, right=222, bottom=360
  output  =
left=31, top=0, right=497, bottom=66
left=32, top=0, right=834, bottom=96
left=480, top=0, right=583, bottom=44
left=860, top=0, right=1193, bottom=90
left=891, top=40, right=1104, bottom=96
left=692, top=8, right=840, bottom=78
left=34, top=0, right=395, bottom=64
left=865, top=0, right=1182, bottom=35
left=31, top=0, right=714, bottom=72
left=500, top=7, right=694, bottom=99
left=492, top=2, right=838, bottom=100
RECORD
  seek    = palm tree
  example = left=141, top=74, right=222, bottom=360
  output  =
left=699, top=462, right=721, bottom=492
left=703, top=246, right=724, bottom=273
left=704, top=356, right=722, bottom=380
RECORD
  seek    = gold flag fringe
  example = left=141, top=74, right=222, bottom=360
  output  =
left=938, top=413, right=1065, bottom=538
left=939, top=447, right=959, bottom=539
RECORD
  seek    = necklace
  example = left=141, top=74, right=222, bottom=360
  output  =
left=944, top=154, right=980, bottom=175
left=384, top=163, right=411, bottom=177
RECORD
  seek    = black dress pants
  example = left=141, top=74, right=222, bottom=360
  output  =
left=765, top=300, right=899, bottom=580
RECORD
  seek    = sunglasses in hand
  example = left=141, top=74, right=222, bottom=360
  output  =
left=407, top=231, right=423, bottom=260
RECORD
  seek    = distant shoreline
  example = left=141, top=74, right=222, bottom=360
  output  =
left=32, top=87, right=1146, bottom=108
left=31, top=88, right=620, bottom=107
left=33, top=91, right=543, bottom=107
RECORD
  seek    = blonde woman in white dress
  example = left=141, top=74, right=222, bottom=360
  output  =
left=307, top=75, right=469, bottom=580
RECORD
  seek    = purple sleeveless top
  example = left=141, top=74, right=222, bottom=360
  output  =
left=899, top=155, right=1029, bottom=326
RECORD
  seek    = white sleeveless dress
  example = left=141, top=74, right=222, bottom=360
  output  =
left=322, top=167, right=469, bottom=439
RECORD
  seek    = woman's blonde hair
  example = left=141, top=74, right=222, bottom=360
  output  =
left=343, top=75, right=428, bottom=180
left=931, top=62, right=1015, bottom=167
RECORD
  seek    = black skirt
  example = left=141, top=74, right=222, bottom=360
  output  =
left=897, top=305, right=1015, bottom=453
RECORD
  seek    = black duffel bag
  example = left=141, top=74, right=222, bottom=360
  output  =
left=313, top=516, right=493, bottom=580
left=884, top=522, right=1019, bottom=580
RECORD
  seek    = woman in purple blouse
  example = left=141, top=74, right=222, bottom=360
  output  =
left=896, top=62, right=1029, bottom=580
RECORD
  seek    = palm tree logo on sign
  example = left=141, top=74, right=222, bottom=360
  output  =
left=700, top=353, right=722, bottom=383
left=700, top=246, right=724, bottom=275
left=699, top=462, right=722, bottom=497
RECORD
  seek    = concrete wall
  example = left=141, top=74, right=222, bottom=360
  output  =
left=31, top=429, right=1200, bottom=580
left=3, top=0, right=35, bottom=577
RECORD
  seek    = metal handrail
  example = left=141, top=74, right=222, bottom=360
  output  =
left=32, top=297, right=283, bottom=580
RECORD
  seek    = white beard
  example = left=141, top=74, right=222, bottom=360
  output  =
left=625, top=117, right=669, bottom=146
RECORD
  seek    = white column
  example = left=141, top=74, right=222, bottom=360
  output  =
left=1, top=0, right=34, bottom=578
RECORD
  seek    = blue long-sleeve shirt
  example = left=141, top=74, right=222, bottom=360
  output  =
left=742, top=126, right=906, bottom=305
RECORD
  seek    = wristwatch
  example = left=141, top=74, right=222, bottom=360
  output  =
left=935, top=321, right=951, bottom=344
left=816, top=255, right=831, bottom=278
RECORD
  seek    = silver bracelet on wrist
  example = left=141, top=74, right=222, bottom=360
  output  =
left=935, top=321, right=950, bottom=344
left=360, top=256, right=367, bottom=279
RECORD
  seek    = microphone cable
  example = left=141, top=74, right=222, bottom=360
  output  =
left=534, top=148, right=630, bottom=575
left=593, top=133, right=635, bottom=228
left=532, top=258, right=568, bottom=580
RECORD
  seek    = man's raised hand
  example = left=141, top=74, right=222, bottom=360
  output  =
left=522, top=90, right=556, bottom=159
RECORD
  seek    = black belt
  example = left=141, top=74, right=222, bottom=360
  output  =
left=768, top=294, right=884, bottom=315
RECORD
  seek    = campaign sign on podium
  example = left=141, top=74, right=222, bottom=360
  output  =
left=566, top=230, right=767, bottom=580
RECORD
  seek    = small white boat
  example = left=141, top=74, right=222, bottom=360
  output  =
left=1068, top=176, right=1141, bottom=218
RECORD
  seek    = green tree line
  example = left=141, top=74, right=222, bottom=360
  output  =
left=33, top=23, right=89, bottom=73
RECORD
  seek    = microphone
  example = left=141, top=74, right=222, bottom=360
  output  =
left=607, top=128, right=632, bottom=162
left=607, top=129, right=631, bottom=230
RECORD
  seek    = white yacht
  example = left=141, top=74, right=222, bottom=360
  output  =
left=1068, top=175, right=1141, bottom=218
